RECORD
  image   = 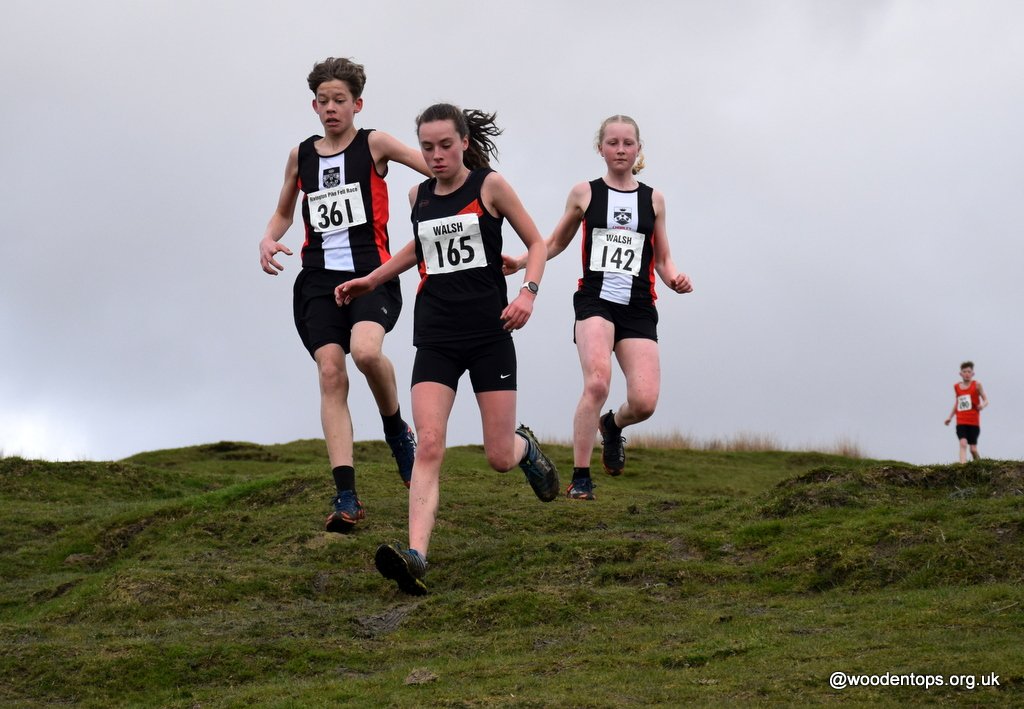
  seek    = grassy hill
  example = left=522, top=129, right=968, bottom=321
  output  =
left=1, top=440, right=1022, bottom=707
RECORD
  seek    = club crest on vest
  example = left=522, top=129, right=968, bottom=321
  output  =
left=322, top=167, right=341, bottom=188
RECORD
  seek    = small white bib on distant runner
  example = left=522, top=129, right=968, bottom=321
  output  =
left=307, top=182, right=367, bottom=234
left=590, top=228, right=645, bottom=277
left=418, top=213, right=486, bottom=275
left=957, top=394, right=973, bottom=412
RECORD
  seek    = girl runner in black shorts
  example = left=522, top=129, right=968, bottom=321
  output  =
left=337, top=103, right=559, bottom=595
left=505, top=115, right=693, bottom=500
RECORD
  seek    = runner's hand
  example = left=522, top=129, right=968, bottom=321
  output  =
left=336, top=278, right=373, bottom=306
left=669, top=272, right=693, bottom=294
left=501, top=253, right=525, bottom=277
left=500, top=292, right=534, bottom=330
left=260, top=238, right=293, bottom=275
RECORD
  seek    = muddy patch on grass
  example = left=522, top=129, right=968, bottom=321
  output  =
left=81, top=518, right=157, bottom=566
left=667, top=536, right=704, bottom=561
left=30, top=580, right=80, bottom=603
left=353, top=603, right=421, bottom=637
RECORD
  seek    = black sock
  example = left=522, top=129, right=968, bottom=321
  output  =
left=602, top=411, right=622, bottom=435
left=332, top=465, right=355, bottom=494
left=382, top=408, right=406, bottom=438
left=573, top=466, right=591, bottom=481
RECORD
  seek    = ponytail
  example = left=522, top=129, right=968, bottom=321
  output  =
left=416, top=103, right=502, bottom=169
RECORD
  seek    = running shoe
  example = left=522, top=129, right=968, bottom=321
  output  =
left=516, top=424, right=560, bottom=502
left=375, top=543, right=428, bottom=596
left=566, top=477, right=595, bottom=500
left=325, top=490, right=365, bottom=534
left=385, top=424, right=417, bottom=488
left=599, top=410, right=626, bottom=476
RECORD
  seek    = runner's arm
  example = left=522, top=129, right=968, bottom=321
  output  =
left=368, top=130, right=431, bottom=178
left=502, top=181, right=587, bottom=275
left=486, top=173, right=544, bottom=330
left=259, top=147, right=300, bottom=275
left=651, top=189, right=692, bottom=294
left=335, top=186, right=420, bottom=303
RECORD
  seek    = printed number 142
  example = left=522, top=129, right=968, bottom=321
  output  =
left=601, top=245, right=635, bottom=271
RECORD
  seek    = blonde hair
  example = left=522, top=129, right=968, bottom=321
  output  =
left=595, top=115, right=645, bottom=175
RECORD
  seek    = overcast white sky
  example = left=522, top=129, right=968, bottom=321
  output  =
left=2, top=1, right=1021, bottom=465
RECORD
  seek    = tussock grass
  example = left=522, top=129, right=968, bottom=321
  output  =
left=630, top=430, right=786, bottom=453
left=1, top=442, right=1021, bottom=706
left=630, top=431, right=866, bottom=458
left=552, top=430, right=865, bottom=458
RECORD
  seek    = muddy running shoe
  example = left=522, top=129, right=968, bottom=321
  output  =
left=385, top=424, right=416, bottom=488
left=375, top=543, right=428, bottom=596
left=516, top=424, right=560, bottom=502
left=325, top=490, right=365, bottom=534
left=566, top=477, right=595, bottom=500
left=599, top=410, right=626, bottom=476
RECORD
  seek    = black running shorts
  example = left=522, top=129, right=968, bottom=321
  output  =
left=411, top=336, right=517, bottom=393
left=572, top=291, right=658, bottom=343
left=955, top=424, right=980, bottom=445
left=293, top=268, right=402, bottom=356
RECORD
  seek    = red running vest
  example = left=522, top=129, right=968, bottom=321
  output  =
left=954, top=380, right=980, bottom=426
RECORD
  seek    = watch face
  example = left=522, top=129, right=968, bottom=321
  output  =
left=525, top=282, right=538, bottom=294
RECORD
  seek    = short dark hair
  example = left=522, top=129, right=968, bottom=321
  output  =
left=307, top=57, right=366, bottom=98
left=960, top=361, right=974, bottom=370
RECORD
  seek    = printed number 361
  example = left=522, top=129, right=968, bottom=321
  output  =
left=317, top=199, right=355, bottom=230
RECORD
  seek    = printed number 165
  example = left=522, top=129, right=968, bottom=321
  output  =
left=434, top=236, right=476, bottom=268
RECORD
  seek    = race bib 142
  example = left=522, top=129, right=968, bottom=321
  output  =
left=590, top=228, right=645, bottom=277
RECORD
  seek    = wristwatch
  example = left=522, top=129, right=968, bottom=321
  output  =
left=521, top=281, right=539, bottom=295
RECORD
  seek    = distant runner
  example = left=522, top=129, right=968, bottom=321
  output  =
left=944, top=360, right=989, bottom=463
